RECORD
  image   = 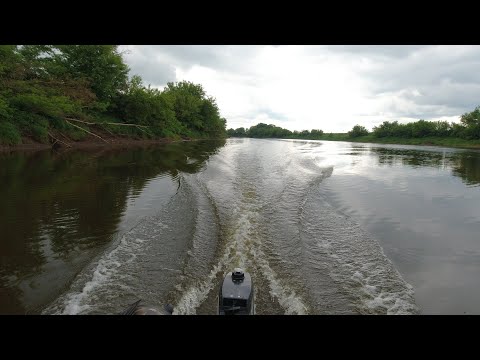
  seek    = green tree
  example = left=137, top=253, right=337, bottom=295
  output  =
left=433, top=121, right=451, bottom=137
left=0, top=46, right=227, bottom=144
left=55, top=45, right=129, bottom=106
left=348, top=125, right=369, bottom=138
left=309, top=129, right=324, bottom=139
left=227, top=127, right=247, bottom=137
left=460, top=107, right=480, bottom=139
left=373, top=121, right=400, bottom=137
left=163, top=81, right=226, bottom=138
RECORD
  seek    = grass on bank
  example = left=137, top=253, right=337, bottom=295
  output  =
left=315, top=133, right=480, bottom=149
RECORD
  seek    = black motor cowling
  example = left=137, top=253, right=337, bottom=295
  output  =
left=218, top=268, right=254, bottom=315
left=232, top=268, right=245, bottom=281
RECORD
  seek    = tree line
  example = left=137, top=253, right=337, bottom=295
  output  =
left=348, top=111, right=480, bottom=140
left=227, top=107, right=480, bottom=141
left=0, top=45, right=227, bottom=145
left=227, top=123, right=324, bottom=139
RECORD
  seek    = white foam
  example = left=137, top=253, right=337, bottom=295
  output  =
left=173, top=186, right=308, bottom=315
left=44, top=217, right=162, bottom=314
left=58, top=238, right=129, bottom=314
left=314, top=203, right=419, bottom=315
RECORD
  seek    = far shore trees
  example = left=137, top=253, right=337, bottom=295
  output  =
left=226, top=109, right=480, bottom=144
left=348, top=125, right=369, bottom=138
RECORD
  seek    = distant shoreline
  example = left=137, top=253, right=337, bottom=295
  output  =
left=230, top=135, right=480, bottom=150
left=320, top=135, right=480, bottom=150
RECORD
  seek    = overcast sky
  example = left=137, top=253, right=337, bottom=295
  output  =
left=120, top=45, right=480, bottom=132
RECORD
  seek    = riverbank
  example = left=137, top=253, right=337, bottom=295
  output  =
left=321, top=135, right=480, bottom=150
left=0, top=131, right=178, bottom=153
left=230, top=135, right=480, bottom=150
left=345, top=136, right=480, bottom=150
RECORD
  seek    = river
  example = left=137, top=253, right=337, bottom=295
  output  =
left=1, top=138, right=479, bottom=314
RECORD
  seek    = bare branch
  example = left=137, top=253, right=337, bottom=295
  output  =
left=64, top=118, right=97, bottom=125
left=48, top=132, right=72, bottom=148
left=105, top=122, right=149, bottom=128
left=65, top=121, right=109, bottom=143
left=65, top=117, right=149, bottom=128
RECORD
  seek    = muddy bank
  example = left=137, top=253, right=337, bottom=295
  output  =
left=0, top=133, right=182, bottom=153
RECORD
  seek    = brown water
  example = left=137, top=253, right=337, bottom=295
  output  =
left=1, top=139, right=479, bottom=314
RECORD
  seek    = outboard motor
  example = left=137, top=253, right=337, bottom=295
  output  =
left=218, top=268, right=254, bottom=315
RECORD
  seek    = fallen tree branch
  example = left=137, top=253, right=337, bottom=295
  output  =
left=65, top=120, right=109, bottom=143
left=64, top=118, right=96, bottom=125
left=100, top=124, right=115, bottom=136
left=65, top=117, right=149, bottom=128
left=58, top=131, right=73, bottom=142
left=105, top=122, right=149, bottom=128
left=135, top=126, right=151, bottom=135
left=48, top=132, right=72, bottom=148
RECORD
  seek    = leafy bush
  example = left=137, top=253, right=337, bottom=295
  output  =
left=30, top=123, right=49, bottom=143
left=0, top=121, right=21, bottom=145
left=0, top=97, right=13, bottom=120
left=348, top=125, right=369, bottom=138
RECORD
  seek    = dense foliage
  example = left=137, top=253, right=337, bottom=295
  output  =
left=369, top=111, right=480, bottom=140
left=227, top=108, right=480, bottom=144
left=227, top=123, right=324, bottom=139
left=348, top=125, right=369, bottom=138
left=0, top=45, right=227, bottom=145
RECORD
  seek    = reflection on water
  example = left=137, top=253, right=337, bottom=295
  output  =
left=451, top=153, right=480, bottom=186
left=318, top=142, right=480, bottom=314
left=371, top=147, right=480, bottom=186
left=0, top=140, right=225, bottom=314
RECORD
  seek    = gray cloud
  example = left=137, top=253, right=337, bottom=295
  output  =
left=121, top=45, right=480, bottom=131
left=403, top=83, right=480, bottom=110
left=123, top=45, right=264, bottom=82
left=365, top=47, right=480, bottom=92
left=130, top=60, right=176, bottom=87
left=324, top=45, right=427, bottom=58
left=352, top=46, right=480, bottom=120
left=258, top=108, right=290, bottom=122
left=122, top=46, right=176, bottom=86
left=159, top=46, right=263, bottom=70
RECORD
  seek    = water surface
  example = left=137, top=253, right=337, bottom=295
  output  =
left=1, top=139, right=479, bottom=314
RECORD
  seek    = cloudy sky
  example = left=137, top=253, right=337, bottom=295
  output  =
left=120, top=45, right=480, bottom=132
